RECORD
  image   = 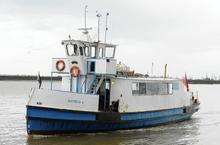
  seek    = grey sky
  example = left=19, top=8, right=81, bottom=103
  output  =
left=0, top=0, right=219, bottom=78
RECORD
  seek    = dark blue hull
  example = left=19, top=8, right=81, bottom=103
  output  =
left=26, top=105, right=198, bottom=135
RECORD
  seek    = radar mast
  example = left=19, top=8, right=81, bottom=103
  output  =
left=96, top=11, right=102, bottom=42
left=78, top=5, right=92, bottom=41
left=104, top=13, right=109, bottom=43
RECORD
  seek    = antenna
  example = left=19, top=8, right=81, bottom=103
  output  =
left=96, top=11, right=102, bottom=42
left=68, top=35, right=71, bottom=40
left=78, top=5, right=92, bottom=41
left=151, top=62, right=154, bottom=76
left=104, top=13, right=109, bottom=43
left=84, top=5, right=88, bottom=32
left=164, top=64, right=167, bottom=78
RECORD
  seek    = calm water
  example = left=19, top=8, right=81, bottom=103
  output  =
left=0, top=81, right=220, bottom=145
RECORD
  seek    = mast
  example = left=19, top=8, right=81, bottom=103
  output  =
left=96, top=11, right=102, bottom=42
left=164, top=64, right=167, bottom=78
left=78, top=5, right=92, bottom=41
left=84, top=5, right=87, bottom=32
left=151, top=62, right=154, bottom=76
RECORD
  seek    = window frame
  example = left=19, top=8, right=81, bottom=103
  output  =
left=91, top=46, right=96, bottom=58
left=79, top=46, right=84, bottom=56
left=132, top=82, right=139, bottom=95
left=139, top=82, right=146, bottom=95
left=168, top=83, right=173, bottom=94
left=105, top=47, right=115, bottom=58
left=89, top=61, right=96, bottom=72
left=98, top=47, right=103, bottom=58
left=132, top=81, right=173, bottom=96
left=66, top=43, right=79, bottom=56
left=84, top=46, right=90, bottom=57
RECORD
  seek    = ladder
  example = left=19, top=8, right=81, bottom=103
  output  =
left=87, top=75, right=104, bottom=94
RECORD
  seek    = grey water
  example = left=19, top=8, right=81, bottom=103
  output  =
left=0, top=81, right=220, bottom=145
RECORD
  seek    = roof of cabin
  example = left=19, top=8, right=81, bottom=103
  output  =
left=62, top=39, right=117, bottom=48
left=115, top=76, right=179, bottom=82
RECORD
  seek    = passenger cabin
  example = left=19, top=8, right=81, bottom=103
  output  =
left=110, top=77, right=191, bottom=112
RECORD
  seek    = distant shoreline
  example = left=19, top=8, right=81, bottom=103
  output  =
left=0, top=75, right=220, bottom=84
left=0, top=75, right=61, bottom=81
left=188, top=79, right=220, bottom=84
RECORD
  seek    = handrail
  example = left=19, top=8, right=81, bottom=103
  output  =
left=27, top=88, right=35, bottom=105
left=52, top=57, right=68, bottom=59
left=87, top=75, right=97, bottom=94
left=80, top=78, right=87, bottom=93
left=95, top=75, right=104, bottom=93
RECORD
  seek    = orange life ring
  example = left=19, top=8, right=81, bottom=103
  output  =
left=56, top=60, right=65, bottom=71
left=70, top=66, right=80, bottom=77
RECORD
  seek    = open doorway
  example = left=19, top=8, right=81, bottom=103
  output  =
left=98, top=79, right=111, bottom=112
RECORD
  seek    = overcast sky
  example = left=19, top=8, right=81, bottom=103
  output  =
left=0, top=0, right=220, bottom=78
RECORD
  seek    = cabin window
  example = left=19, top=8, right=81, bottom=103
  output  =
left=139, top=83, right=146, bottom=94
left=66, top=44, right=78, bottom=56
left=168, top=83, right=173, bottom=94
left=79, top=46, right=83, bottom=56
left=132, top=82, right=173, bottom=95
left=146, top=83, right=173, bottom=95
left=158, top=83, right=169, bottom=95
left=106, top=47, right=115, bottom=58
left=146, top=83, right=159, bottom=95
left=172, top=82, right=179, bottom=90
left=84, top=46, right=90, bottom=57
left=91, top=46, right=96, bottom=57
left=132, top=82, right=139, bottom=95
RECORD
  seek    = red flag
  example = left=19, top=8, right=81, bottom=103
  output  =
left=182, top=73, right=189, bottom=91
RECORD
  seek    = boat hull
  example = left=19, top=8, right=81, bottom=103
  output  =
left=26, top=105, right=199, bottom=135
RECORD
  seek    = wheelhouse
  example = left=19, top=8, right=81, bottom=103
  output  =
left=62, top=40, right=116, bottom=58
left=51, top=40, right=118, bottom=112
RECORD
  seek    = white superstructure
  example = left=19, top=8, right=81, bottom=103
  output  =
left=27, top=6, right=198, bottom=115
left=28, top=37, right=197, bottom=114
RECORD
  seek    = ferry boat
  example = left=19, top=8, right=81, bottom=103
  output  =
left=26, top=7, right=200, bottom=135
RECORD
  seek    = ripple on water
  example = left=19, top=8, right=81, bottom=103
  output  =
left=0, top=82, right=220, bottom=145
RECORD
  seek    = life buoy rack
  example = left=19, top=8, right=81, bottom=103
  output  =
left=56, top=60, right=65, bottom=71
left=70, top=66, right=80, bottom=77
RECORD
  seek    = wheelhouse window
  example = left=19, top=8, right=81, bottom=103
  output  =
left=84, top=46, right=90, bottom=57
left=105, top=47, right=115, bottom=58
left=91, top=46, right=96, bottom=58
left=98, top=48, right=103, bottom=58
left=66, top=44, right=78, bottom=56
left=79, top=46, right=83, bottom=56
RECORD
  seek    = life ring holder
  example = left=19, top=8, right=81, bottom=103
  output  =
left=56, top=60, right=65, bottom=71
